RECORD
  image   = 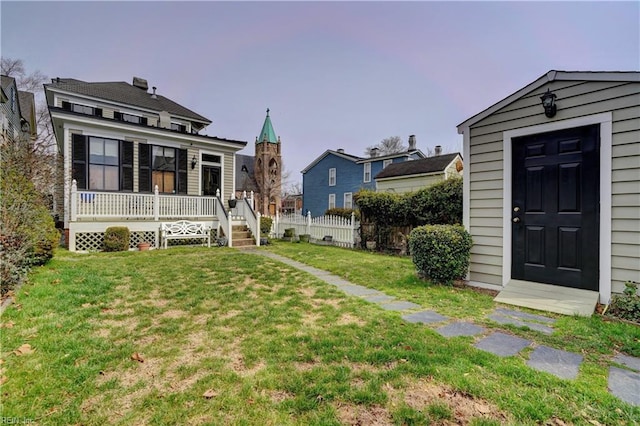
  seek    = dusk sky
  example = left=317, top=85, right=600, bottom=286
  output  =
left=2, top=1, right=638, bottom=186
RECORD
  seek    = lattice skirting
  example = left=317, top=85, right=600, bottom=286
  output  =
left=75, top=230, right=157, bottom=252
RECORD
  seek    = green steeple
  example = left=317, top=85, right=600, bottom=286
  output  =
left=257, top=108, right=278, bottom=144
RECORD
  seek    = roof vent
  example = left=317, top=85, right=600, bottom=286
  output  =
left=337, top=148, right=345, bottom=153
left=151, top=86, right=157, bottom=99
left=408, top=135, right=416, bottom=151
left=132, top=77, right=148, bottom=91
left=434, top=145, right=442, bottom=156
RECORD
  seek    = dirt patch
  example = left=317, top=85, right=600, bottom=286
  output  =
left=160, top=309, right=187, bottom=319
left=91, top=317, right=138, bottom=333
left=265, top=389, right=294, bottom=403
left=388, top=378, right=512, bottom=425
left=336, top=313, right=366, bottom=327
left=454, top=280, right=499, bottom=297
left=335, top=403, right=393, bottom=426
left=293, top=359, right=320, bottom=372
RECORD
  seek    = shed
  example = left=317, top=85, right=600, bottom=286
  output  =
left=457, top=70, right=639, bottom=315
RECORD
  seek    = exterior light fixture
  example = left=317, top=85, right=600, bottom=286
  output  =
left=191, top=155, right=197, bottom=169
left=540, top=89, right=557, bottom=118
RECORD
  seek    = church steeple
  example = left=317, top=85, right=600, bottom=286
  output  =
left=257, top=108, right=278, bottom=144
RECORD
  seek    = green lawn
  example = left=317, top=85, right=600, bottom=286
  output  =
left=0, top=244, right=638, bottom=425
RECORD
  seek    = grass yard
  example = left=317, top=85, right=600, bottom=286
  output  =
left=0, top=244, right=638, bottom=425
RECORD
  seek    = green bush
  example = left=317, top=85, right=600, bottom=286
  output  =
left=607, top=281, right=640, bottom=323
left=408, top=224, right=472, bottom=285
left=104, top=227, right=130, bottom=252
left=409, top=177, right=462, bottom=225
left=283, top=228, right=295, bottom=238
left=260, top=216, right=273, bottom=236
left=324, top=208, right=361, bottom=221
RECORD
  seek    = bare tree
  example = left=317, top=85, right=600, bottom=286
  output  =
left=365, top=135, right=406, bottom=157
left=1, top=57, right=47, bottom=93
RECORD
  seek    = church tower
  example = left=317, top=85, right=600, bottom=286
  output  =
left=254, top=109, right=282, bottom=215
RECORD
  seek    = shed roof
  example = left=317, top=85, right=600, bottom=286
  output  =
left=375, top=153, right=461, bottom=179
left=457, top=70, right=640, bottom=133
left=44, top=78, right=211, bottom=124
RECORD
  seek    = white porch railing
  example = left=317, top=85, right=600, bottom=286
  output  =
left=235, top=193, right=261, bottom=247
left=272, top=212, right=359, bottom=248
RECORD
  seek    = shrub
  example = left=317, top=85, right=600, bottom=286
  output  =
left=260, top=216, right=273, bottom=236
left=607, top=281, right=640, bottom=323
left=409, top=177, right=462, bottom=225
left=104, top=227, right=130, bottom=252
left=408, top=224, right=472, bottom=285
left=283, top=228, right=295, bottom=238
left=324, top=208, right=361, bottom=221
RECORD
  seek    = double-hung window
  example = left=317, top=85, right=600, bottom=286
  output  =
left=89, top=138, right=119, bottom=190
left=328, top=194, right=336, bottom=209
left=329, top=168, right=336, bottom=186
left=344, top=192, right=353, bottom=209
left=363, top=163, right=371, bottom=183
left=71, top=134, right=133, bottom=191
left=138, top=144, right=188, bottom=194
left=152, top=146, right=176, bottom=193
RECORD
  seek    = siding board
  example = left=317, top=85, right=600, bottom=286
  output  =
left=469, top=271, right=502, bottom=286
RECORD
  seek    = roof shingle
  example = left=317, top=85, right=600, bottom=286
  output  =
left=375, top=153, right=461, bottom=179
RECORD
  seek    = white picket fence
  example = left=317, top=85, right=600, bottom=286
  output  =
left=271, top=212, right=360, bottom=248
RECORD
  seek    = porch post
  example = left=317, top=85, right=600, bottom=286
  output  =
left=250, top=191, right=254, bottom=209
left=256, top=212, right=261, bottom=247
left=350, top=212, right=356, bottom=247
left=153, top=185, right=159, bottom=221
left=306, top=211, right=311, bottom=236
left=70, top=179, right=78, bottom=222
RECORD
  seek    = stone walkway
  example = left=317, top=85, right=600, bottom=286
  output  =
left=248, top=250, right=640, bottom=407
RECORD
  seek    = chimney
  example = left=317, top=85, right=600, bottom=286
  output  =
left=132, top=77, right=148, bottom=91
left=370, top=147, right=379, bottom=158
left=434, top=145, right=442, bottom=156
left=151, top=86, right=157, bottom=99
left=408, top=134, right=416, bottom=151
left=337, top=148, right=345, bottom=153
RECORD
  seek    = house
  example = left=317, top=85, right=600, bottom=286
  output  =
left=234, top=109, right=282, bottom=216
left=281, top=193, right=303, bottom=214
left=45, top=76, right=255, bottom=251
left=457, top=70, right=640, bottom=315
left=302, top=135, right=426, bottom=216
left=375, top=149, right=463, bottom=193
left=1, top=75, right=35, bottom=143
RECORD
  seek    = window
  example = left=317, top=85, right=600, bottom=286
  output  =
left=328, top=194, right=336, bottom=209
left=329, top=168, right=336, bottom=186
left=363, top=162, right=371, bottom=182
left=114, top=112, right=147, bottom=125
left=139, top=144, right=188, bottom=194
left=383, top=159, right=393, bottom=169
left=344, top=192, right=353, bottom=209
left=171, top=122, right=187, bottom=132
left=62, top=101, right=102, bottom=117
left=71, top=134, right=133, bottom=191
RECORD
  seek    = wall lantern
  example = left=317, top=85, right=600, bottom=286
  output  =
left=191, top=155, right=197, bottom=170
left=540, top=89, right=557, bottom=118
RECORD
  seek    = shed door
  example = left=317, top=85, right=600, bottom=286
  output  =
left=511, top=124, right=599, bottom=291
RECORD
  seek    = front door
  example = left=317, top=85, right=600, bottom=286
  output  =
left=202, top=165, right=220, bottom=196
left=511, top=124, right=599, bottom=291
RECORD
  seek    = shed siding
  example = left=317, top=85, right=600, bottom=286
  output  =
left=376, top=173, right=444, bottom=193
left=467, top=80, right=640, bottom=294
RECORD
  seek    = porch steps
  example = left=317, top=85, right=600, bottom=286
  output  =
left=232, top=225, right=255, bottom=247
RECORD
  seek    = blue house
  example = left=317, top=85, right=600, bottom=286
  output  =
left=301, top=136, right=426, bottom=216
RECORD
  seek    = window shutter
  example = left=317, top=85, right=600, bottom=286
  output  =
left=141, top=117, right=148, bottom=126
left=71, top=134, right=87, bottom=189
left=94, top=108, right=103, bottom=118
left=138, top=143, right=151, bottom=192
left=177, top=149, right=188, bottom=194
left=62, top=101, right=71, bottom=111
left=121, top=141, right=133, bottom=191
left=114, top=111, right=122, bottom=121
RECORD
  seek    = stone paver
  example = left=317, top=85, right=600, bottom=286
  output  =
left=474, top=332, right=532, bottom=357
left=495, top=307, right=557, bottom=324
left=380, top=300, right=421, bottom=311
left=361, top=294, right=395, bottom=303
left=402, top=310, right=448, bottom=324
left=612, top=354, right=640, bottom=372
left=339, top=284, right=382, bottom=296
left=527, top=345, right=582, bottom=380
left=608, top=367, right=640, bottom=406
left=436, top=322, right=485, bottom=337
left=488, top=312, right=555, bottom=335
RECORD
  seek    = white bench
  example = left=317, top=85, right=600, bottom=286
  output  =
left=160, top=220, right=211, bottom=249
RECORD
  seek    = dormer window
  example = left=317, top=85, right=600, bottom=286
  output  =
left=114, top=112, right=147, bottom=125
left=171, top=123, right=187, bottom=133
left=62, top=101, right=102, bottom=117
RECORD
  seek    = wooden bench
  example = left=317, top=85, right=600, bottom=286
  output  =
left=160, top=220, right=211, bottom=249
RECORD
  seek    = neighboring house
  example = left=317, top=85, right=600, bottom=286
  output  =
left=457, top=70, right=639, bottom=312
left=1, top=75, right=34, bottom=143
left=45, top=76, right=249, bottom=251
left=302, top=135, right=426, bottom=216
left=281, top=193, right=303, bottom=214
left=375, top=151, right=463, bottom=193
left=234, top=109, right=282, bottom=216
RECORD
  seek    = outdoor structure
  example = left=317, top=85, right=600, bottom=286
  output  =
left=301, top=135, right=426, bottom=216
left=375, top=150, right=463, bottom=193
left=281, top=193, right=303, bottom=214
left=235, top=109, right=282, bottom=216
left=1, top=75, right=36, bottom=144
left=45, top=76, right=260, bottom=251
left=457, top=70, right=640, bottom=314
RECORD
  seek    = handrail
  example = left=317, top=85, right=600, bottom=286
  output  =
left=215, top=196, right=232, bottom=247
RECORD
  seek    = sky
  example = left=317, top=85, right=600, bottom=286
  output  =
left=2, top=1, right=638, bottom=186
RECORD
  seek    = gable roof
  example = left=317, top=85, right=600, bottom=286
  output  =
left=18, top=91, right=35, bottom=125
left=357, top=149, right=426, bottom=163
left=257, top=109, right=278, bottom=144
left=301, top=149, right=363, bottom=174
left=457, top=70, right=640, bottom=133
left=375, top=153, right=461, bottom=180
left=235, top=154, right=258, bottom=192
left=44, top=78, right=211, bottom=124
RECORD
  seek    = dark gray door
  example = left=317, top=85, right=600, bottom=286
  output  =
left=511, top=124, right=600, bottom=291
left=202, top=165, right=220, bottom=196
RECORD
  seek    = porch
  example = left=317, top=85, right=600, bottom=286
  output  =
left=68, top=180, right=261, bottom=251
